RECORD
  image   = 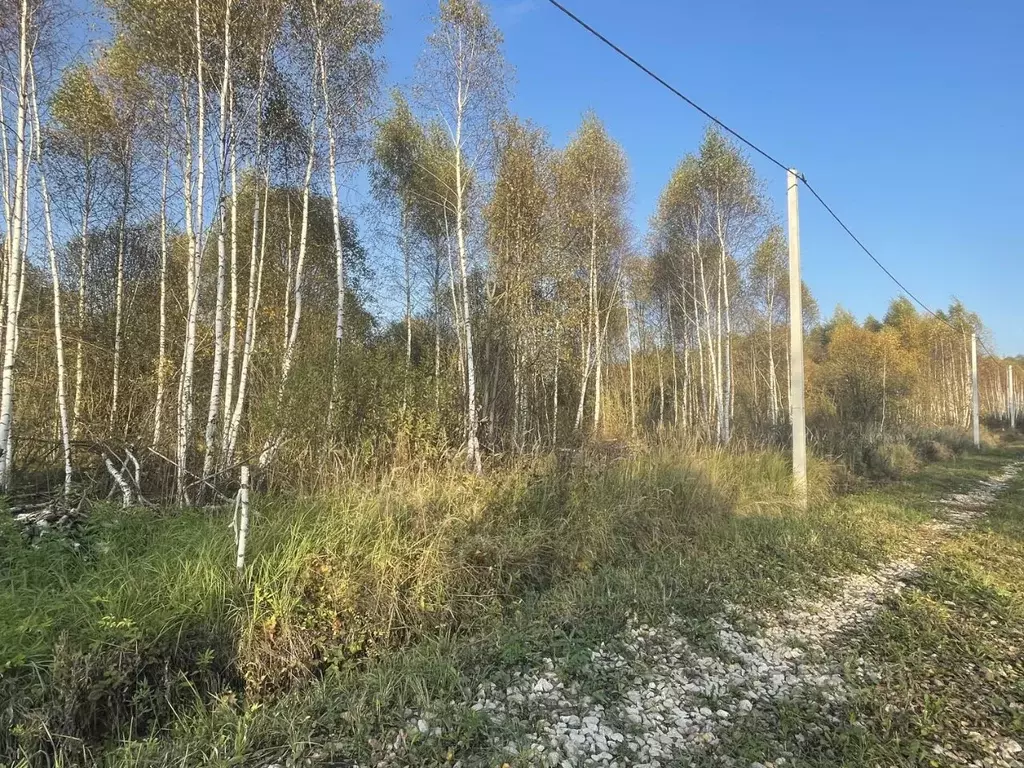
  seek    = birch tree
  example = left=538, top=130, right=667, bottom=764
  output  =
left=554, top=113, right=628, bottom=434
left=303, top=0, right=383, bottom=428
left=30, top=63, right=73, bottom=496
left=202, top=0, right=235, bottom=481
left=485, top=117, right=552, bottom=448
left=698, top=128, right=760, bottom=444
left=371, top=92, right=427, bottom=380
left=750, top=226, right=786, bottom=425
left=0, top=0, right=32, bottom=490
left=48, top=65, right=116, bottom=439
left=420, top=0, right=506, bottom=473
left=258, top=114, right=318, bottom=468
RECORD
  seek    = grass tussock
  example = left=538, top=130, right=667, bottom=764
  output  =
left=817, top=425, right=991, bottom=482
left=238, top=445, right=828, bottom=692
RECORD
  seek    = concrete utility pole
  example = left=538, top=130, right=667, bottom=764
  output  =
left=786, top=169, right=807, bottom=508
left=971, top=333, right=980, bottom=448
left=1009, top=365, right=1015, bottom=430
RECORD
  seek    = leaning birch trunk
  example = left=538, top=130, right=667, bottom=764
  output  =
left=153, top=127, right=171, bottom=447
left=105, top=454, right=134, bottom=508
left=224, top=50, right=268, bottom=463
left=656, top=332, right=665, bottom=430
left=31, top=66, right=73, bottom=499
left=682, top=334, right=691, bottom=431
left=203, top=0, right=233, bottom=483
left=283, top=197, right=293, bottom=349
left=258, top=119, right=316, bottom=469
left=404, top=211, right=413, bottom=366
left=575, top=319, right=591, bottom=431
left=576, top=209, right=600, bottom=433
left=0, top=0, right=30, bottom=490
left=225, top=158, right=269, bottom=465
left=311, top=5, right=348, bottom=432
left=0, top=94, right=10, bottom=353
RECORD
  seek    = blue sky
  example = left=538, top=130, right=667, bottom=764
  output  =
left=377, top=0, right=1023, bottom=353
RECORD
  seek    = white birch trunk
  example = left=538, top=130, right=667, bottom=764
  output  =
left=73, top=166, right=91, bottom=439
left=716, top=207, right=733, bottom=444
left=30, top=64, right=73, bottom=498
left=176, top=4, right=208, bottom=501
left=225, top=161, right=269, bottom=464
left=203, top=0, right=233, bottom=481
left=235, top=465, right=250, bottom=575
left=624, top=281, right=636, bottom=436
left=105, top=454, right=134, bottom=508
left=0, top=0, right=30, bottom=490
left=766, top=288, right=779, bottom=425
left=668, top=306, right=679, bottom=426
left=714, top=255, right=724, bottom=443
left=153, top=128, right=171, bottom=447
left=552, top=323, right=560, bottom=444
left=258, top=119, right=316, bottom=468
left=221, top=89, right=239, bottom=461
left=110, top=175, right=130, bottom=434
left=453, top=89, right=481, bottom=473
left=312, top=3, right=347, bottom=432
left=7, top=182, right=28, bottom=469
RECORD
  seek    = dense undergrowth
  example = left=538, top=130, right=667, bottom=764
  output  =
left=0, top=428, right=1001, bottom=766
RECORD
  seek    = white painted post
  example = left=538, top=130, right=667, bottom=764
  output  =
left=971, top=334, right=980, bottom=448
left=1009, top=365, right=1015, bottom=430
left=786, top=169, right=807, bottom=508
left=236, top=465, right=250, bottom=576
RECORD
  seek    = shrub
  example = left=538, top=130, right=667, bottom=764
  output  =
left=917, top=439, right=954, bottom=462
left=909, top=426, right=973, bottom=456
left=858, top=440, right=919, bottom=480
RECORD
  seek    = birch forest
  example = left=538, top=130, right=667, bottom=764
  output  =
left=0, top=0, right=1012, bottom=501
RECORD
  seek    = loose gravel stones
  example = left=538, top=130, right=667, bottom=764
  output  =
left=366, top=462, right=1022, bottom=768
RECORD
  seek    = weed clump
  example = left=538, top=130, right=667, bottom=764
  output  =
left=858, top=440, right=919, bottom=480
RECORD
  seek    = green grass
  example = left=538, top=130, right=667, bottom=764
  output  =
left=833, top=460, right=1024, bottom=767
left=710, top=444, right=1024, bottom=768
left=0, top=437, right=1013, bottom=767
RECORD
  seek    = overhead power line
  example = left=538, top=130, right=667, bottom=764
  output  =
left=543, top=0, right=789, bottom=174
left=543, top=0, right=998, bottom=357
left=799, top=180, right=954, bottom=327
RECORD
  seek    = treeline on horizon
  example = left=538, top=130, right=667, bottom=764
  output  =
left=0, top=0, right=1014, bottom=499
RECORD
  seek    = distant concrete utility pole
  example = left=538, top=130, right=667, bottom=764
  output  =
left=787, top=169, right=807, bottom=508
left=1008, top=365, right=1015, bottom=430
left=971, top=333, right=980, bottom=448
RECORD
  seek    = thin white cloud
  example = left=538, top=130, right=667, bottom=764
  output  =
left=499, top=0, right=538, bottom=22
